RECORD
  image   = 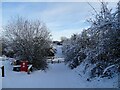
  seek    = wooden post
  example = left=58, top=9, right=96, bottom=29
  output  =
left=27, top=65, right=32, bottom=74
left=1, top=66, right=4, bottom=77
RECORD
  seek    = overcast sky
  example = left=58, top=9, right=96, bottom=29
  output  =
left=2, top=1, right=118, bottom=41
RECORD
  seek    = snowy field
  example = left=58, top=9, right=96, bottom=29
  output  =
left=1, top=45, right=119, bottom=88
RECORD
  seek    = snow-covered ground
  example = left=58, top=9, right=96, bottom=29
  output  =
left=2, top=60, right=118, bottom=88
left=53, top=45, right=64, bottom=58
left=47, top=45, right=64, bottom=63
left=1, top=45, right=119, bottom=88
left=0, top=58, right=2, bottom=90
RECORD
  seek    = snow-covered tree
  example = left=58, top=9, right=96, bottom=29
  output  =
left=63, top=1, right=120, bottom=78
left=86, top=2, right=120, bottom=78
left=117, top=1, right=120, bottom=29
left=3, top=16, right=52, bottom=70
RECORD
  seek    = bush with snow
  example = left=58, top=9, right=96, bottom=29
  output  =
left=3, top=16, right=52, bottom=70
left=62, top=1, right=120, bottom=78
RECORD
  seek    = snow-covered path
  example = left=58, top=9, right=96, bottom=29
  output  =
left=54, top=45, right=64, bottom=58
left=2, top=60, right=118, bottom=88
left=1, top=45, right=118, bottom=88
left=2, top=45, right=84, bottom=88
left=2, top=61, right=82, bottom=88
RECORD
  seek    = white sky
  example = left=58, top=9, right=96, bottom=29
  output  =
left=1, top=0, right=120, bottom=2
left=1, top=0, right=118, bottom=41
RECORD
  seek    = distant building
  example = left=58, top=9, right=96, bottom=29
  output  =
left=53, top=41, right=62, bottom=45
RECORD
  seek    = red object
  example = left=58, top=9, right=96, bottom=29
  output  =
left=20, top=60, right=28, bottom=72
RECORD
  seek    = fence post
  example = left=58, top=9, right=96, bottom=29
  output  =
left=1, top=66, right=4, bottom=77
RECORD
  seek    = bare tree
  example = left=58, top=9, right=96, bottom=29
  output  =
left=4, top=16, right=52, bottom=70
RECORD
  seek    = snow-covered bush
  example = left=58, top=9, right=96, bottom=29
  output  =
left=63, top=1, right=120, bottom=78
left=3, top=16, right=52, bottom=70
left=63, top=32, right=90, bottom=69
left=88, top=2, right=120, bottom=78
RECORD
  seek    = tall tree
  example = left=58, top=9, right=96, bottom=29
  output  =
left=4, top=16, right=52, bottom=70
